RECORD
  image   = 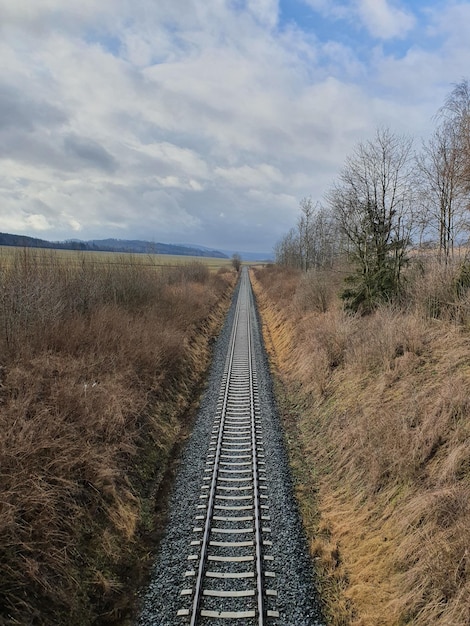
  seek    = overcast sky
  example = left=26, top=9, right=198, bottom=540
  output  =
left=1, top=0, right=470, bottom=253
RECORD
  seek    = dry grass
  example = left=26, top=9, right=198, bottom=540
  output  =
left=0, top=245, right=234, bottom=270
left=0, top=249, right=236, bottom=625
left=251, top=261, right=470, bottom=626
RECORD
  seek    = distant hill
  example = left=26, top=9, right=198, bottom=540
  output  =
left=86, top=239, right=228, bottom=258
left=178, top=243, right=273, bottom=262
left=0, top=232, right=85, bottom=250
left=0, top=233, right=228, bottom=258
left=220, top=249, right=273, bottom=262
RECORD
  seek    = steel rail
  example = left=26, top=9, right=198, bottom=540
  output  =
left=180, top=269, right=272, bottom=625
left=188, top=275, right=244, bottom=626
left=246, top=277, right=266, bottom=625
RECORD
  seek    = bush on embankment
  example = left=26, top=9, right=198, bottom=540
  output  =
left=0, top=249, right=235, bottom=625
left=251, top=261, right=470, bottom=626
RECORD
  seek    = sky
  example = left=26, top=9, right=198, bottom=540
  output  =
left=1, top=1, right=470, bottom=254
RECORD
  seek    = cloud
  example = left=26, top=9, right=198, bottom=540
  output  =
left=0, top=0, right=124, bottom=37
left=25, top=213, right=52, bottom=231
left=214, top=164, right=284, bottom=189
left=64, top=135, right=118, bottom=172
left=245, top=0, right=279, bottom=28
left=300, top=0, right=350, bottom=20
left=427, top=3, right=470, bottom=57
left=301, top=0, right=415, bottom=40
left=0, top=0, right=467, bottom=252
left=356, top=0, right=415, bottom=39
left=0, top=83, right=67, bottom=131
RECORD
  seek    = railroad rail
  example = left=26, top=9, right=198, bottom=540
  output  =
left=177, top=268, right=278, bottom=624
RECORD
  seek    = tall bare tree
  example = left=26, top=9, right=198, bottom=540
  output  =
left=274, top=227, right=301, bottom=268
left=440, top=80, right=470, bottom=173
left=298, top=197, right=315, bottom=271
left=275, top=201, right=339, bottom=270
left=328, top=128, right=414, bottom=312
left=416, top=123, right=467, bottom=263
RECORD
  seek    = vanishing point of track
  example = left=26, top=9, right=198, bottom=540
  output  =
left=177, top=268, right=278, bottom=625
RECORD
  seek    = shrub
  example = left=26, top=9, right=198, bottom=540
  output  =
left=293, top=269, right=338, bottom=313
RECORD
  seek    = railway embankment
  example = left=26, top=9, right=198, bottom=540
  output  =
left=251, top=264, right=470, bottom=626
left=137, top=269, right=324, bottom=626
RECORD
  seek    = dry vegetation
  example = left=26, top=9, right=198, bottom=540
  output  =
left=0, top=248, right=236, bottom=625
left=251, top=260, right=470, bottom=626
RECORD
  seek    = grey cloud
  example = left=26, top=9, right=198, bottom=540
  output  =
left=0, top=128, right=67, bottom=169
left=64, top=135, right=118, bottom=173
left=0, top=0, right=464, bottom=253
left=0, top=83, right=67, bottom=131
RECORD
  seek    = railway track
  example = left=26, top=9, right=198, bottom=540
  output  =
left=177, top=268, right=278, bottom=624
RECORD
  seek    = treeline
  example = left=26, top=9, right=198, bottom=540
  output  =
left=0, top=232, right=228, bottom=258
left=0, top=232, right=89, bottom=250
left=275, top=80, right=470, bottom=313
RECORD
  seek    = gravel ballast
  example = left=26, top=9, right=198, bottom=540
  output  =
left=136, top=275, right=325, bottom=626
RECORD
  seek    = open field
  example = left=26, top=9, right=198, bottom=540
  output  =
left=251, top=261, right=470, bottom=626
left=0, top=245, right=234, bottom=270
left=0, top=248, right=237, bottom=625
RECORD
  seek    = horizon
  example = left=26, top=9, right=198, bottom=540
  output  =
left=0, top=230, right=273, bottom=258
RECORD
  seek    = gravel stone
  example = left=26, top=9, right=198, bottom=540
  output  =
left=136, top=275, right=325, bottom=626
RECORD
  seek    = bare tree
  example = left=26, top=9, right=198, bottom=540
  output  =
left=231, top=253, right=242, bottom=272
left=274, top=228, right=301, bottom=268
left=437, top=80, right=470, bottom=247
left=440, top=80, right=470, bottom=180
left=309, top=206, right=341, bottom=268
left=416, top=123, right=467, bottom=263
left=275, top=202, right=340, bottom=270
left=298, top=197, right=315, bottom=271
left=327, top=128, right=414, bottom=312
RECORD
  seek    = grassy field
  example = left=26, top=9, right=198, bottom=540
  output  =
left=0, top=245, right=234, bottom=270
left=251, top=260, right=470, bottom=626
left=0, top=247, right=237, bottom=625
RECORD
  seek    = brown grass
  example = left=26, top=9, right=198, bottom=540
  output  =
left=251, top=260, right=470, bottom=626
left=0, top=249, right=236, bottom=625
